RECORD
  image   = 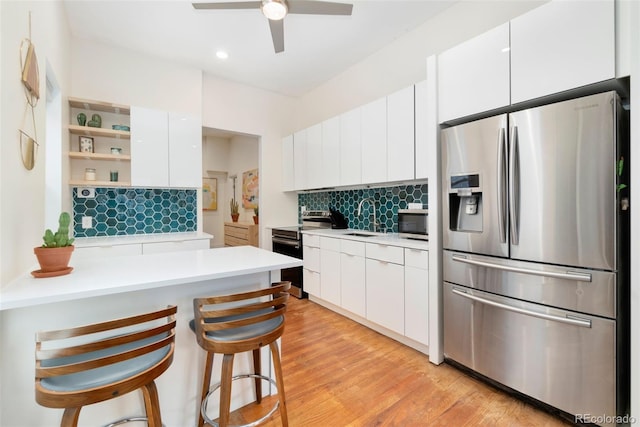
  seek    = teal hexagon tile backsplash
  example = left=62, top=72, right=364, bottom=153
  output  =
left=73, top=187, right=197, bottom=237
left=298, top=183, right=428, bottom=232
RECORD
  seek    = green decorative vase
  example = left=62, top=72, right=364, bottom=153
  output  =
left=76, top=113, right=86, bottom=126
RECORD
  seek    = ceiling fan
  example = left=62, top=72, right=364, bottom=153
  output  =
left=192, top=0, right=353, bottom=53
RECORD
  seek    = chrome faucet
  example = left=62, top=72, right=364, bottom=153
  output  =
left=357, top=197, right=379, bottom=232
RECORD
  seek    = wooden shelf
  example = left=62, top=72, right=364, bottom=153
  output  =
left=69, top=125, right=130, bottom=139
left=68, top=97, right=130, bottom=115
left=69, top=152, right=131, bottom=161
left=69, top=180, right=131, bottom=187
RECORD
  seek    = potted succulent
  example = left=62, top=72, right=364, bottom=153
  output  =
left=230, top=198, right=240, bottom=222
left=253, top=206, right=259, bottom=224
left=33, top=212, right=75, bottom=277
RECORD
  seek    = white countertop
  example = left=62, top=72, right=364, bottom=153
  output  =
left=301, top=228, right=429, bottom=250
left=73, top=231, right=213, bottom=247
left=0, top=246, right=301, bottom=311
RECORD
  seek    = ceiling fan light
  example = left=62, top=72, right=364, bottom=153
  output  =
left=261, top=0, right=287, bottom=20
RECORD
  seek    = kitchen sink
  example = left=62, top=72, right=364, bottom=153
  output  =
left=343, top=232, right=378, bottom=237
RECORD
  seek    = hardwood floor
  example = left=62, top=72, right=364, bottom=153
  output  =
left=224, top=297, right=571, bottom=426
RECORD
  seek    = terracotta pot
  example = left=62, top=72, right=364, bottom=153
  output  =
left=231, top=213, right=240, bottom=222
left=34, top=245, right=74, bottom=272
left=253, top=216, right=259, bottom=225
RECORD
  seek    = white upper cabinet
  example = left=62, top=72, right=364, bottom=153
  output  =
left=281, top=135, right=295, bottom=192
left=339, top=107, right=362, bottom=186
left=131, top=107, right=201, bottom=188
left=438, top=22, right=510, bottom=123
left=293, top=128, right=307, bottom=190
left=168, top=112, right=201, bottom=188
left=414, top=79, right=429, bottom=180
left=322, top=116, right=340, bottom=187
left=131, top=106, right=169, bottom=187
left=387, top=85, right=415, bottom=182
left=510, top=0, right=615, bottom=104
left=361, top=97, right=387, bottom=184
left=306, top=123, right=323, bottom=190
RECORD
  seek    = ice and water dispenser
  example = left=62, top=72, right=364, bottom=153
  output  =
left=448, top=173, right=482, bottom=232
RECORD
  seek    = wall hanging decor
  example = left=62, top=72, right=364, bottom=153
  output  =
left=18, top=11, right=40, bottom=171
left=242, top=168, right=259, bottom=209
left=203, top=177, right=218, bottom=211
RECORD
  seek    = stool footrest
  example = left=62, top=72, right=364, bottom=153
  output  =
left=103, top=416, right=166, bottom=427
left=202, top=374, right=280, bottom=427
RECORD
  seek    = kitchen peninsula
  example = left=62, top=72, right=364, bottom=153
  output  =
left=0, top=246, right=302, bottom=426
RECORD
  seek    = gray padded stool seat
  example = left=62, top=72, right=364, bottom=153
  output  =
left=35, top=306, right=177, bottom=427
left=191, top=282, right=290, bottom=427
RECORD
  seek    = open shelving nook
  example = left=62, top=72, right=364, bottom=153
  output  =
left=68, top=97, right=132, bottom=187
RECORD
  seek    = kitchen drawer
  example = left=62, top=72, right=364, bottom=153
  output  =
left=73, top=243, right=142, bottom=259
left=142, top=239, right=209, bottom=254
left=404, top=248, right=429, bottom=269
left=320, top=236, right=340, bottom=252
left=303, top=234, right=320, bottom=248
left=366, top=243, right=404, bottom=265
left=341, top=239, right=365, bottom=257
left=303, top=245, right=321, bottom=272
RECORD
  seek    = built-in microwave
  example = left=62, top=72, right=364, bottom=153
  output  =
left=398, top=209, right=428, bottom=240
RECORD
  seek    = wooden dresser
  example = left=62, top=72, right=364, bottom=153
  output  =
left=224, top=222, right=259, bottom=247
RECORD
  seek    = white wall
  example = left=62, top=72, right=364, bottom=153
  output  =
left=202, top=135, right=231, bottom=247
left=70, top=38, right=202, bottom=115
left=0, top=1, right=71, bottom=286
left=201, top=74, right=299, bottom=247
left=227, top=135, right=260, bottom=224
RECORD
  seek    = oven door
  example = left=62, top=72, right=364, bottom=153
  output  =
left=272, top=237, right=305, bottom=298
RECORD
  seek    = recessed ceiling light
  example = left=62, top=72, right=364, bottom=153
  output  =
left=216, top=50, right=229, bottom=60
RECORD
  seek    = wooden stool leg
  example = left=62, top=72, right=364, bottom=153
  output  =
left=60, top=407, right=81, bottom=427
left=198, top=351, right=215, bottom=427
left=269, top=341, right=288, bottom=427
left=141, top=380, right=162, bottom=427
left=252, top=348, right=262, bottom=404
left=219, top=354, right=235, bottom=427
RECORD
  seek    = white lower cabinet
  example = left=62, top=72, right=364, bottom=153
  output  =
left=74, top=243, right=143, bottom=260
left=142, top=239, right=209, bottom=255
left=340, top=240, right=366, bottom=317
left=365, top=258, right=404, bottom=335
left=404, top=248, right=429, bottom=345
left=303, top=268, right=321, bottom=297
left=303, top=235, right=321, bottom=297
left=320, top=248, right=341, bottom=306
left=304, top=233, right=429, bottom=352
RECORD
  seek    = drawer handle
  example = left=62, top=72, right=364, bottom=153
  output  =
left=451, top=288, right=592, bottom=328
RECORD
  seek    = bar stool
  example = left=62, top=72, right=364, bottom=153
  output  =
left=191, top=281, right=290, bottom=427
left=35, top=306, right=177, bottom=427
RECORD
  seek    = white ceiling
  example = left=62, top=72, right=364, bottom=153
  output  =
left=63, top=0, right=456, bottom=97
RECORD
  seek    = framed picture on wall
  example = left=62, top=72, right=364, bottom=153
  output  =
left=79, top=136, right=94, bottom=153
left=242, top=168, right=258, bottom=209
left=203, top=177, right=217, bottom=211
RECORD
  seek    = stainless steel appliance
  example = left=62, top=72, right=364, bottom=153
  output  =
left=441, top=91, right=629, bottom=426
left=272, top=226, right=304, bottom=298
left=397, top=209, right=428, bottom=240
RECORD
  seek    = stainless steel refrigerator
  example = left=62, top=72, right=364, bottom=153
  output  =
left=441, top=91, right=629, bottom=426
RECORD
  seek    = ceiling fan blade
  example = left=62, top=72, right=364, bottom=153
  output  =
left=287, top=1, right=353, bottom=16
left=268, top=19, right=285, bottom=53
left=192, top=2, right=261, bottom=10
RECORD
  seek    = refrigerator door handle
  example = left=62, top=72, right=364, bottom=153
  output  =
left=451, top=288, right=592, bottom=328
left=452, top=254, right=592, bottom=282
left=497, top=127, right=507, bottom=244
left=509, top=125, right=520, bottom=245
